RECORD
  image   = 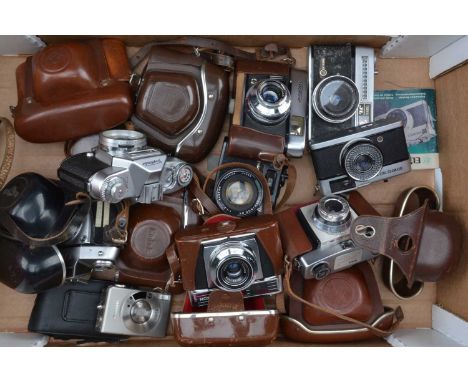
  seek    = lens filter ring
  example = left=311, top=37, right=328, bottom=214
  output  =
left=214, top=168, right=263, bottom=217
left=312, top=75, right=359, bottom=123
left=313, top=195, right=352, bottom=234
left=343, top=143, right=384, bottom=182
left=99, top=129, right=147, bottom=154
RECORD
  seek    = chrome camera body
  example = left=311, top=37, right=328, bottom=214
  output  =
left=96, top=285, right=172, bottom=337
left=296, top=195, right=377, bottom=280
left=58, top=130, right=193, bottom=204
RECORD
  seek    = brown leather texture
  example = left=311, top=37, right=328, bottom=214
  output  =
left=228, top=124, right=285, bottom=161
left=175, top=215, right=283, bottom=291
left=116, top=204, right=181, bottom=290
left=276, top=207, right=313, bottom=260
left=14, top=39, right=133, bottom=143
left=132, top=46, right=229, bottom=163
left=283, top=263, right=395, bottom=343
left=351, top=204, right=462, bottom=286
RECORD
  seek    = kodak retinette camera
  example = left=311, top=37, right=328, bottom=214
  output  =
left=175, top=215, right=284, bottom=308
left=296, top=195, right=378, bottom=280
left=96, top=285, right=172, bottom=337
left=58, top=130, right=193, bottom=204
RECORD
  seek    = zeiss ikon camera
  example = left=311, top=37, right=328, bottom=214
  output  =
left=309, top=117, right=411, bottom=195
left=213, top=139, right=287, bottom=217
left=96, top=285, right=172, bottom=337
left=296, top=195, right=378, bottom=280
left=175, top=216, right=284, bottom=308
left=308, top=45, right=375, bottom=139
left=240, top=63, right=308, bottom=158
left=58, top=130, right=193, bottom=204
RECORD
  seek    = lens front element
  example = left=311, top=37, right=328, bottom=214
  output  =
left=343, top=143, right=384, bottom=182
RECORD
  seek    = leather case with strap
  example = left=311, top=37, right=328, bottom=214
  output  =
left=13, top=39, right=133, bottom=143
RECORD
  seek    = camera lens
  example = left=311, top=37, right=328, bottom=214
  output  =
left=210, top=243, right=258, bottom=292
left=313, top=195, right=352, bottom=234
left=99, top=129, right=147, bottom=154
left=312, top=75, right=359, bottom=123
left=214, top=169, right=263, bottom=217
left=246, top=79, right=291, bottom=125
left=342, top=142, right=384, bottom=182
left=130, top=300, right=153, bottom=324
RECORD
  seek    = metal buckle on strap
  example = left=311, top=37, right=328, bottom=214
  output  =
left=191, top=198, right=205, bottom=216
left=129, top=73, right=142, bottom=88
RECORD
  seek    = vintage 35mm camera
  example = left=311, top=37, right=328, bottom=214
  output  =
left=212, top=139, right=287, bottom=217
left=175, top=215, right=284, bottom=308
left=96, top=285, right=172, bottom=337
left=308, top=45, right=375, bottom=139
left=309, top=117, right=411, bottom=195
left=295, top=195, right=378, bottom=280
left=238, top=62, right=308, bottom=158
left=58, top=130, right=193, bottom=204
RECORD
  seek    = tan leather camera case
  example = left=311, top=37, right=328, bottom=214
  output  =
left=14, top=39, right=133, bottom=143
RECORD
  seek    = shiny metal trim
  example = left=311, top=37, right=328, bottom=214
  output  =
left=312, top=75, right=359, bottom=124
left=171, top=309, right=278, bottom=319
left=281, top=309, right=395, bottom=335
left=175, top=63, right=208, bottom=154
left=51, top=245, right=66, bottom=286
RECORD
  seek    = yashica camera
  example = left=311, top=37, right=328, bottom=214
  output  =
left=308, top=45, right=375, bottom=138
left=58, top=130, right=193, bottom=204
left=96, top=285, right=172, bottom=337
left=175, top=215, right=284, bottom=308
left=309, top=118, right=411, bottom=195
left=232, top=60, right=308, bottom=159
left=212, top=139, right=287, bottom=217
left=295, top=195, right=378, bottom=280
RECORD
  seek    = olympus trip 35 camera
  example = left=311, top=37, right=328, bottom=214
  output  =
left=175, top=215, right=284, bottom=308
left=309, top=117, right=411, bottom=195
left=58, top=130, right=193, bottom=204
left=96, top=285, right=172, bottom=337
left=296, top=195, right=378, bottom=280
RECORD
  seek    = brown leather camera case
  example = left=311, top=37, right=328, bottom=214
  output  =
left=171, top=290, right=279, bottom=346
left=116, top=204, right=182, bottom=290
left=174, top=215, right=283, bottom=292
left=132, top=47, right=229, bottom=163
left=281, top=263, right=398, bottom=343
left=14, top=39, right=133, bottom=143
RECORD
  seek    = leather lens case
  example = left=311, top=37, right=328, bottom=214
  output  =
left=351, top=201, right=462, bottom=288
left=281, top=263, right=400, bottom=343
left=171, top=290, right=279, bottom=346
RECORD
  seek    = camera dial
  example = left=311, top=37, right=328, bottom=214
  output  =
left=312, top=75, right=359, bottom=123
left=341, top=141, right=383, bottom=182
left=101, top=177, right=128, bottom=203
left=99, top=129, right=147, bottom=155
left=209, top=243, right=258, bottom=292
left=246, top=79, right=291, bottom=125
left=313, top=195, right=352, bottom=234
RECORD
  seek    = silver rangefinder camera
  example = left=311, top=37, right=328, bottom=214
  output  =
left=58, top=130, right=193, bottom=204
left=296, top=195, right=378, bottom=280
left=96, top=285, right=172, bottom=337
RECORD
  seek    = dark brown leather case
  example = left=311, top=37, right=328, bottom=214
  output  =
left=351, top=204, right=462, bottom=286
left=116, top=204, right=182, bottom=291
left=174, top=215, right=283, bottom=292
left=14, top=39, right=133, bottom=143
left=171, top=290, right=279, bottom=346
left=132, top=47, right=229, bottom=163
left=281, top=263, right=397, bottom=343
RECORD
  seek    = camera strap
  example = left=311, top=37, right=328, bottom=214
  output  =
left=0, top=193, right=92, bottom=248
left=0, top=118, right=15, bottom=190
left=283, top=257, right=404, bottom=338
left=129, top=36, right=257, bottom=71
left=271, top=154, right=297, bottom=211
